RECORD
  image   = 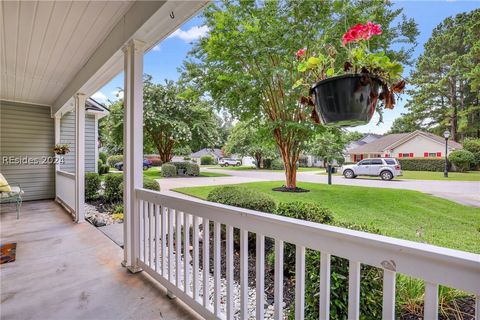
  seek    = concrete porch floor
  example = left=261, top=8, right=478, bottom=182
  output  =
left=0, top=200, right=201, bottom=320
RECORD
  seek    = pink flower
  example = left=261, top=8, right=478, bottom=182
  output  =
left=342, top=22, right=382, bottom=46
left=296, top=48, right=306, bottom=59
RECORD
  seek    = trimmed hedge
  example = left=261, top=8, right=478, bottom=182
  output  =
left=448, top=150, right=475, bottom=172
left=85, top=172, right=101, bottom=201
left=275, top=201, right=333, bottom=224
left=463, top=138, right=480, bottom=166
left=145, top=155, right=163, bottom=166
left=398, top=158, right=446, bottom=172
left=104, top=174, right=123, bottom=202
left=200, top=155, right=215, bottom=165
left=186, top=162, right=200, bottom=176
left=161, top=163, right=177, bottom=177
left=99, top=151, right=108, bottom=164
left=144, top=179, right=160, bottom=191
left=271, top=159, right=285, bottom=170
left=107, top=155, right=123, bottom=167
left=207, top=185, right=276, bottom=213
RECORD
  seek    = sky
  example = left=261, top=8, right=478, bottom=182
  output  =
left=93, top=0, right=480, bottom=134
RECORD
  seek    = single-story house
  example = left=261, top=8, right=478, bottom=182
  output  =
left=1, top=98, right=108, bottom=201
left=345, top=130, right=462, bottom=162
left=190, top=148, right=223, bottom=163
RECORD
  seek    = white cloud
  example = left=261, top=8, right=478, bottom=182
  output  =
left=168, top=25, right=209, bottom=43
left=91, top=91, right=108, bottom=104
left=111, top=90, right=124, bottom=99
left=152, top=44, right=161, bottom=51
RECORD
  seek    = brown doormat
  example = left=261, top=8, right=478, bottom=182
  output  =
left=0, top=243, right=17, bottom=264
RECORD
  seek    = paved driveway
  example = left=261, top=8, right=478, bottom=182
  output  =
left=159, top=168, right=480, bottom=207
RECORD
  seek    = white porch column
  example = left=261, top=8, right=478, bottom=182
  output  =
left=122, top=39, right=145, bottom=273
left=74, top=93, right=86, bottom=223
left=54, top=115, right=61, bottom=172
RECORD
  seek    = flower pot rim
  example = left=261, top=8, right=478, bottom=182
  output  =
left=311, top=73, right=382, bottom=90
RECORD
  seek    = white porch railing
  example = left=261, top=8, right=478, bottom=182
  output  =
left=135, top=188, right=480, bottom=320
left=55, top=170, right=76, bottom=214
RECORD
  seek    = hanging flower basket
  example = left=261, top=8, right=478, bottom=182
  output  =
left=53, top=144, right=70, bottom=155
left=310, top=74, right=381, bottom=126
left=294, top=22, right=405, bottom=127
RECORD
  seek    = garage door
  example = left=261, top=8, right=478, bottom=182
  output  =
left=0, top=101, right=55, bottom=201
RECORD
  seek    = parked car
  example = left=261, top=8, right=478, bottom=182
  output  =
left=219, top=158, right=241, bottom=167
left=114, top=159, right=152, bottom=171
left=340, top=158, right=402, bottom=180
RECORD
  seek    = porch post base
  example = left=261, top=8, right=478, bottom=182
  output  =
left=126, top=264, right=143, bottom=274
left=167, top=290, right=176, bottom=299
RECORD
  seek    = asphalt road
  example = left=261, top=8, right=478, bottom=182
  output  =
left=159, top=168, right=480, bottom=207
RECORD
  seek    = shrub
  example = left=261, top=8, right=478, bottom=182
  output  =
left=104, top=174, right=123, bottom=202
left=145, top=155, right=162, bottom=166
left=161, top=163, right=177, bottom=177
left=97, top=159, right=104, bottom=174
left=101, top=164, right=110, bottom=175
left=171, top=162, right=188, bottom=174
left=183, top=156, right=191, bottom=160
left=99, top=151, right=108, bottom=164
left=144, top=179, right=160, bottom=191
left=113, top=204, right=124, bottom=214
left=262, top=158, right=272, bottom=169
left=107, top=155, right=123, bottom=167
left=186, top=163, right=200, bottom=176
left=275, top=201, right=333, bottom=224
left=448, top=150, right=475, bottom=172
left=271, top=158, right=285, bottom=170
left=207, top=185, right=276, bottom=213
left=200, top=155, right=214, bottom=165
left=463, top=138, right=480, bottom=166
left=287, top=222, right=383, bottom=320
left=85, top=172, right=101, bottom=201
left=398, top=158, right=446, bottom=172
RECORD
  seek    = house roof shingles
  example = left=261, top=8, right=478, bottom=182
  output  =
left=347, top=131, right=462, bottom=154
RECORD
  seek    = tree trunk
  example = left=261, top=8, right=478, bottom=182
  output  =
left=254, top=153, right=262, bottom=169
left=283, top=160, right=297, bottom=189
left=450, top=78, right=458, bottom=141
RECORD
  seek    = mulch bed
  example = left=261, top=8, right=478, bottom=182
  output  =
left=272, top=186, right=310, bottom=193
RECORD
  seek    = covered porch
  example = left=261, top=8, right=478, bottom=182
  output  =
left=1, top=1, right=479, bottom=320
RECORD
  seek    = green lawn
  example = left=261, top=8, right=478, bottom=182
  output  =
left=100, top=166, right=229, bottom=181
left=174, top=181, right=480, bottom=253
left=318, top=170, right=480, bottom=181
left=208, top=165, right=322, bottom=172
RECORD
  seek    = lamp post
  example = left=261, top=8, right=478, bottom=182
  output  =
left=443, top=130, right=450, bottom=178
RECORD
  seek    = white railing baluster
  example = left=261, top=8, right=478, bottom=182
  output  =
left=139, top=199, right=144, bottom=262
left=176, top=211, right=182, bottom=288
left=144, top=201, right=148, bottom=265
left=348, top=261, right=361, bottom=320
left=203, top=218, right=210, bottom=308
left=382, top=270, right=396, bottom=319
left=424, top=282, right=438, bottom=319
left=149, top=202, right=154, bottom=267
left=295, top=245, right=305, bottom=320
left=214, top=222, right=221, bottom=316
left=154, top=204, right=159, bottom=272
left=193, top=216, right=200, bottom=301
left=226, top=225, right=234, bottom=320
left=320, top=252, right=331, bottom=320
left=161, top=206, right=167, bottom=277
left=168, top=208, right=174, bottom=282
left=274, top=240, right=284, bottom=320
left=256, top=234, right=265, bottom=320
left=184, top=212, right=191, bottom=295
left=240, top=229, right=248, bottom=320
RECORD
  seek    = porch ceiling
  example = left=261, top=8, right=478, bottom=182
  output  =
left=0, top=0, right=209, bottom=114
left=0, top=1, right=134, bottom=106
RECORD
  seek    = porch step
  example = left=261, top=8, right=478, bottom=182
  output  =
left=97, top=223, right=124, bottom=248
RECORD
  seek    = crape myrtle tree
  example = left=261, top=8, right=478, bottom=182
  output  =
left=101, top=75, right=221, bottom=162
left=182, top=0, right=417, bottom=189
left=224, top=121, right=277, bottom=169
left=405, top=9, right=480, bottom=140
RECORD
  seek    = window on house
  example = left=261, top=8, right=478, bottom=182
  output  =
left=423, top=152, right=441, bottom=158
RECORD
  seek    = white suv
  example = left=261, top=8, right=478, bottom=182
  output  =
left=219, top=158, right=241, bottom=167
left=341, top=158, right=402, bottom=180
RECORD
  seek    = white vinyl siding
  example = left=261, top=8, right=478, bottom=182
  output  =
left=0, top=101, right=55, bottom=201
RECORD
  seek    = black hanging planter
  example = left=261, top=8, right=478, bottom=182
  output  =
left=310, top=74, right=382, bottom=127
